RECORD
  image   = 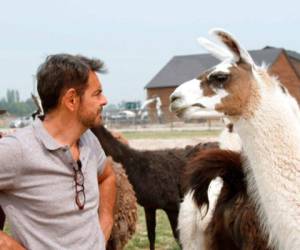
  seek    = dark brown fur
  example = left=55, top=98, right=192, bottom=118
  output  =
left=91, top=125, right=218, bottom=250
left=186, top=149, right=273, bottom=250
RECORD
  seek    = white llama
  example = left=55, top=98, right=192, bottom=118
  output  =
left=170, top=29, right=300, bottom=250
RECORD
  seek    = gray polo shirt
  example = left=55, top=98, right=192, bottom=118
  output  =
left=0, top=118, right=107, bottom=250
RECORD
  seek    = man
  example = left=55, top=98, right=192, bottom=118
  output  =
left=0, top=54, right=116, bottom=249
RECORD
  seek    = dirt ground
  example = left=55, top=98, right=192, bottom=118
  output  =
left=129, top=137, right=217, bottom=150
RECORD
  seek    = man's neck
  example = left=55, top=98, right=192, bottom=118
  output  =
left=42, top=111, right=86, bottom=147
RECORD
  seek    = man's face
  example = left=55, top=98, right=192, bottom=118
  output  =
left=77, top=71, right=107, bottom=128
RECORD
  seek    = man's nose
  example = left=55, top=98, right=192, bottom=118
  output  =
left=100, top=95, right=108, bottom=106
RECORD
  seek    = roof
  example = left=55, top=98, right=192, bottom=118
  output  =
left=264, top=46, right=300, bottom=61
left=286, top=50, right=300, bottom=61
left=145, top=47, right=285, bottom=89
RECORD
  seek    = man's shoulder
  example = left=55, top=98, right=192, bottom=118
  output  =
left=0, top=126, right=34, bottom=159
left=0, top=125, right=42, bottom=162
left=1, top=125, right=34, bottom=145
left=6, top=125, right=36, bottom=146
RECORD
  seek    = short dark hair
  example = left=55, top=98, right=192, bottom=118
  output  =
left=37, top=54, right=106, bottom=114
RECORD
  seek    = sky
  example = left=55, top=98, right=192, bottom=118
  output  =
left=0, top=0, right=299, bottom=105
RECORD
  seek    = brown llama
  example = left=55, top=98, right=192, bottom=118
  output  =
left=91, top=125, right=218, bottom=250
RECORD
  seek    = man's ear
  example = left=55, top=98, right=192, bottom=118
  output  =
left=62, top=88, right=79, bottom=111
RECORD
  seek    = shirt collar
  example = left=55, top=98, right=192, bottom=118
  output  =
left=32, top=118, right=66, bottom=151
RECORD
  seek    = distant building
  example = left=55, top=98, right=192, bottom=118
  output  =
left=145, top=47, right=300, bottom=122
left=120, top=101, right=141, bottom=112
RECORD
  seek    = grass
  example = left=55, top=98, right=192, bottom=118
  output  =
left=123, top=129, right=220, bottom=140
left=125, top=206, right=180, bottom=250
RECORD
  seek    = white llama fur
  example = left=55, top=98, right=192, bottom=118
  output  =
left=171, top=29, right=300, bottom=250
left=234, top=68, right=300, bottom=250
left=178, top=190, right=205, bottom=250
left=178, top=179, right=223, bottom=250
left=218, top=123, right=242, bottom=152
left=177, top=72, right=300, bottom=250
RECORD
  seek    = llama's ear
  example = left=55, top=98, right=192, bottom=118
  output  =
left=197, top=37, right=233, bottom=61
left=210, top=28, right=256, bottom=66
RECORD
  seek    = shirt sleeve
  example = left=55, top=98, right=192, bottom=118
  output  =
left=0, top=135, right=22, bottom=190
left=95, top=143, right=107, bottom=176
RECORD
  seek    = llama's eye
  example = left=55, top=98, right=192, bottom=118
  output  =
left=215, top=74, right=228, bottom=82
left=208, top=73, right=229, bottom=88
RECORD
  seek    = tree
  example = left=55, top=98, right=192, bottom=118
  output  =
left=0, top=89, right=35, bottom=116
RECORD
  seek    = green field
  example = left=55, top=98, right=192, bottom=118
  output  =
left=125, top=206, right=180, bottom=250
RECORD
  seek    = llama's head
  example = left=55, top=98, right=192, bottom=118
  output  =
left=169, top=29, right=277, bottom=120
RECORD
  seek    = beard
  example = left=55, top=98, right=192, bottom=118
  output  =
left=78, top=106, right=103, bottom=128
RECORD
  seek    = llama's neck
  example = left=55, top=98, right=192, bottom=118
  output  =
left=235, top=92, right=300, bottom=250
left=91, top=126, right=140, bottom=167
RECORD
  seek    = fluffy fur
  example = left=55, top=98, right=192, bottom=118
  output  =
left=178, top=178, right=223, bottom=250
left=235, top=70, right=300, bottom=249
left=107, top=162, right=137, bottom=250
left=178, top=123, right=242, bottom=250
left=186, top=149, right=272, bottom=250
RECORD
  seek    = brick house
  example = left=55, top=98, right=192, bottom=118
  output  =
left=145, top=47, right=300, bottom=122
